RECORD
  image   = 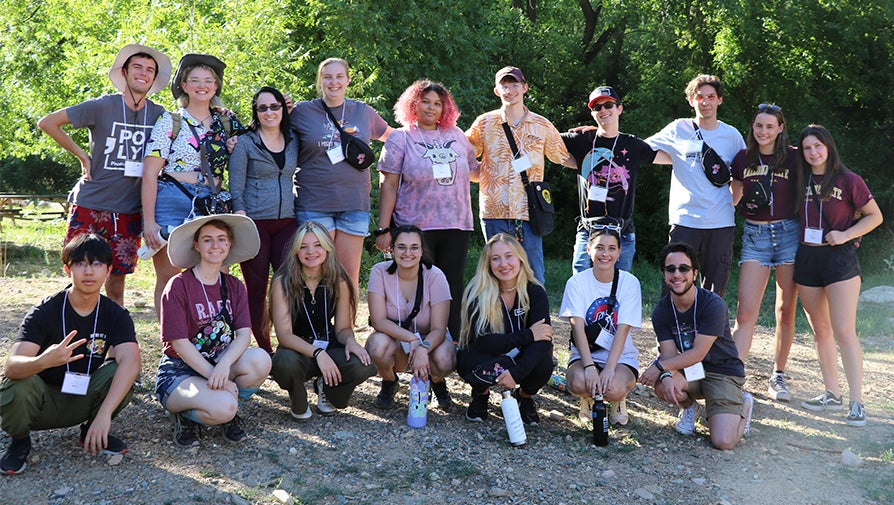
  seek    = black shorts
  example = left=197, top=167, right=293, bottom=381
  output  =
left=793, top=243, right=861, bottom=287
left=568, top=358, right=640, bottom=381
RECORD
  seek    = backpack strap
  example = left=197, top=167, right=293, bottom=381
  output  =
left=169, top=112, right=182, bottom=141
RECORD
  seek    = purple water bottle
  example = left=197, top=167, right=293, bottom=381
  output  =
left=407, top=376, right=429, bottom=428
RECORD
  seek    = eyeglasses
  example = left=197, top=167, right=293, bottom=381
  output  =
left=757, top=103, right=781, bottom=113
left=256, top=103, right=283, bottom=113
left=589, top=102, right=618, bottom=112
left=500, top=82, right=524, bottom=92
left=186, top=78, right=216, bottom=87
left=663, top=264, right=694, bottom=274
left=71, top=260, right=107, bottom=270
left=394, top=244, right=422, bottom=254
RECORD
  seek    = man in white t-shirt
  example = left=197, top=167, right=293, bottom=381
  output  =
left=646, top=74, right=745, bottom=297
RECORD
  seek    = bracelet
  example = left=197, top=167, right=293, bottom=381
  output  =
left=653, top=357, right=665, bottom=373
left=583, top=363, right=597, bottom=370
left=373, top=226, right=390, bottom=237
left=312, top=347, right=324, bottom=359
left=658, top=371, right=673, bottom=382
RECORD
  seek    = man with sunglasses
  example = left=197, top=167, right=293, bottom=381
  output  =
left=640, top=243, right=752, bottom=449
left=646, top=74, right=745, bottom=297
left=466, top=66, right=571, bottom=284
left=561, top=86, right=657, bottom=274
left=38, top=44, right=171, bottom=307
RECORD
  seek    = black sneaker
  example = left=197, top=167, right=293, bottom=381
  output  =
left=172, top=413, right=200, bottom=448
left=1, top=436, right=31, bottom=475
left=465, top=390, right=489, bottom=422
left=374, top=379, right=399, bottom=410
left=431, top=379, right=453, bottom=412
left=78, top=423, right=128, bottom=455
left=514, top=389, right=539, bottom=425
left=221, top=414, right=247, bottom=443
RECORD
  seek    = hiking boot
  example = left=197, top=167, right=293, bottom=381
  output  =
left=314, top=377, right=336, bottom=414
left=78, top=423, right=128, bottom=455
left=465, top=390, right=489, bottom=422
left=514, top=389, right=539, bottom=425
left=801, top=390, right=843, bottom=411
left=1, top=436, right=31, bottom=475
left=610, top=398, right=629, bottom=426
left=172, top=413, right=200, bottom=448
left=846, top=401, right=866, bottom=427
left=374, top=379, right=399, bottom=410
left=431, top=379, right=453, bottom=412
left=742, top=392, right=754, bottom=437
left=674, top=403, right=701, bottom=436
left=221, top=414, right=247, bottom=443
left=767, top=371, right=792, bottom=402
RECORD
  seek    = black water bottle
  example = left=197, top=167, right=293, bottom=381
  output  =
left=592, top=394, right=608, bottom=446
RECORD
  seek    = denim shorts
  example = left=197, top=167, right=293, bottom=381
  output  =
left=739, top=218, right=799, bottom=268
left=154, top=179, right=212, bottom=228
left=295, top=210, right=370, bottom=237
left=154, top=354, right=203, bottom=408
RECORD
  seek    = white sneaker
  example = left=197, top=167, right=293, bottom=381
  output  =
left=579, top=397, right=595, bottom=422
left=610, top=398, right=629, bottom=425
left=315, top=378, right=336, bottom=415
left=290, top=405, right=312, bottom=421
left=674, top=403, right=701, bottom=435
left=742, top=392, right=754, bottom=436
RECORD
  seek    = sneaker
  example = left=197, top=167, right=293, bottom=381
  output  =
left=172, top=413, right=200, bottom=448
left=767, top=371, right=792, bottom=402
left=610, top=398, right=629, bottom=426
left=315, top=377, right=336, bottom=415
left=514, top=389, right=539, bottom=425
left=431, top=379, right=453, bottom=412
left=78, top=423, right=128, bottom=455
left=801, top=390, right=843, bottom=411
left=846, top=401, right=866, bottom=427
left=290, top=405, right=313, bottom=421
left=374, top=379, right=399, bottom=410
left=674, top=403, right=701, bottom=436
left=1, top=436, right=31, bottom=475
left=465, top=390, right=489, bottom=422
left=221, top=414, right=247, bottom=443
left=742, top=392, right=754, bottom=437
left=578, top=397, right=595, bottom=422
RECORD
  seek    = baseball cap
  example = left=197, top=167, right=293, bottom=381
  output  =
left=495, top=66, right=526, bottom=85
left=587, top=86, right=621, bottom=108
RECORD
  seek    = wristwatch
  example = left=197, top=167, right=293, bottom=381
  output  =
left=373, top=227, right=390, bottom=237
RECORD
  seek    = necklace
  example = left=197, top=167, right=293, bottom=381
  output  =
left=500, top=286, right=517, bottom=293
left=301, top=273, right=321, bottom=282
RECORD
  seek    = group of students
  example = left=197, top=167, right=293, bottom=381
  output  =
left=0, top=43, right=884, bottom=474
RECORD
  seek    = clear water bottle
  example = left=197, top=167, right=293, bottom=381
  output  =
left=407, top=376, right=429, bottom=428
left=592, top=394, right=608, bottom=446
left=137, top=226, right=174, bottom=260
left=501, top=390, right=527, bottom=446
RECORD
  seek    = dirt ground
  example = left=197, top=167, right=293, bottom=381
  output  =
left=0, top=277, right=892, bottom=505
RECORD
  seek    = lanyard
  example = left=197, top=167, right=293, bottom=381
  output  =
left=670, top=289, right=697, bottom=352
left=758, top=154, right=776, bottom=216
left=805, top=175, right=823, bottom=229
left=301, top=286, right=330, bottom=341
left=62, top=290, right=100, bottom=374
left=324, top=101, right=347, bottom=150
left=407, top=124, right=445, bottom=152
left=120, top=95, right=149, bottom=162
left=588, top=134, right=620, bottom=183
left=195, top=267, right=221, bottom=318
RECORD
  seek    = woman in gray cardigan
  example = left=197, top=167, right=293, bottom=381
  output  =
left=229, top=86, right=299, bottom=353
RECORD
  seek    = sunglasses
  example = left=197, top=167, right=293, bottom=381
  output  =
left=589, top=102, right=618, bottom=112
left=592, top=223, right=621, bottom=232
left=256, top=103, right=283, bottom=113
left=757, top=103, right=781, bottom=113
left=663, top=264, right=694, bottom=274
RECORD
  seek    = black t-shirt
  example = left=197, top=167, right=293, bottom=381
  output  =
left=651, top=287, right=743, bottom=377
left=17, top=289, right=137, bottom=386
left=289, top=284, right=341, bottom=348
left=561, top=131, right=657, bottom=234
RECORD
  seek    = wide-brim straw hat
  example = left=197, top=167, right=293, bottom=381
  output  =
left=108, top=44, right=172, bottom=95
left=171, top=53, right=226, bottom=100
left=167, top=214, right=259, bottom=269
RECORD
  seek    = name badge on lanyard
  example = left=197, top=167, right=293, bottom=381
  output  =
left=685, top=139, right=703, bottom=170
left=327, top=145, right=345, bottom=164
left=594, top=327, right=614, bottom=349
left=683, top=362, right=706, bottom=382
left=312, top=339, right=330, bottom=350
left=804, top=227, right=824, bottom=244
left=588, top=185, right=609, bottom=202
left=432, top=163, right=451, bottom=179
left=124, top=160, right=144, bottom=178
left=61, top=371, right=91, bottom=396
left=511, top=155, right=532, bottom=174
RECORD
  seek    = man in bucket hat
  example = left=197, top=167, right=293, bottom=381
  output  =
left=38, top=44, right=172, bottom=307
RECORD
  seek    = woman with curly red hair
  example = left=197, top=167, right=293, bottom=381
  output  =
left=375, top=79, right=477, bottom=340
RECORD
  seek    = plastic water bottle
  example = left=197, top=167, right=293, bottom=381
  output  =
left=137, top=226, right=174, bottom=260
left=592, top=394, right=608, bottom=446
left=547, top=373, right=567, bottom=393
left=501, top=390, right=526, bottom=446
left=407, top=376, right=429, bottom=428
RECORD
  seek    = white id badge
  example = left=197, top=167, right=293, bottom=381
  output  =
left=511, top=155, right=532, bottom=174
left=588, top=185, right=609, bottom=202
left=683, top=362, right=706, bottom=382
left=595, top=328, right=614, bottom=350
left=326, top=145, right=345, bottom=164
left=61, top=372, right=90, bottom=395
left=312, top=339, right=330, bottom=350
left=505, top=347, right=521, bottom=359
left=804, top=227, right=824, bottom=245
left=432, top=163, right=451, bottom=179
left=124, top=160, right=143, bottom=177
left=685, top=139, right=703, bottom=156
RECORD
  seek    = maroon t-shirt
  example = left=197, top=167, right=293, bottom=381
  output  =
left=801, top=169, right=873, bottom=234
left=731, top=146, right=799, bottom=221
left=160, top=270, right=251, bottom=361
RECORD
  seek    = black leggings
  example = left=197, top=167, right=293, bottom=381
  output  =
left=456, top=341, right=555, bottom=396
left=422, top=229, right=472, bottom=340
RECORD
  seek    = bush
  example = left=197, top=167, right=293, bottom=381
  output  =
left=0, top=156, right=78, bottom=195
